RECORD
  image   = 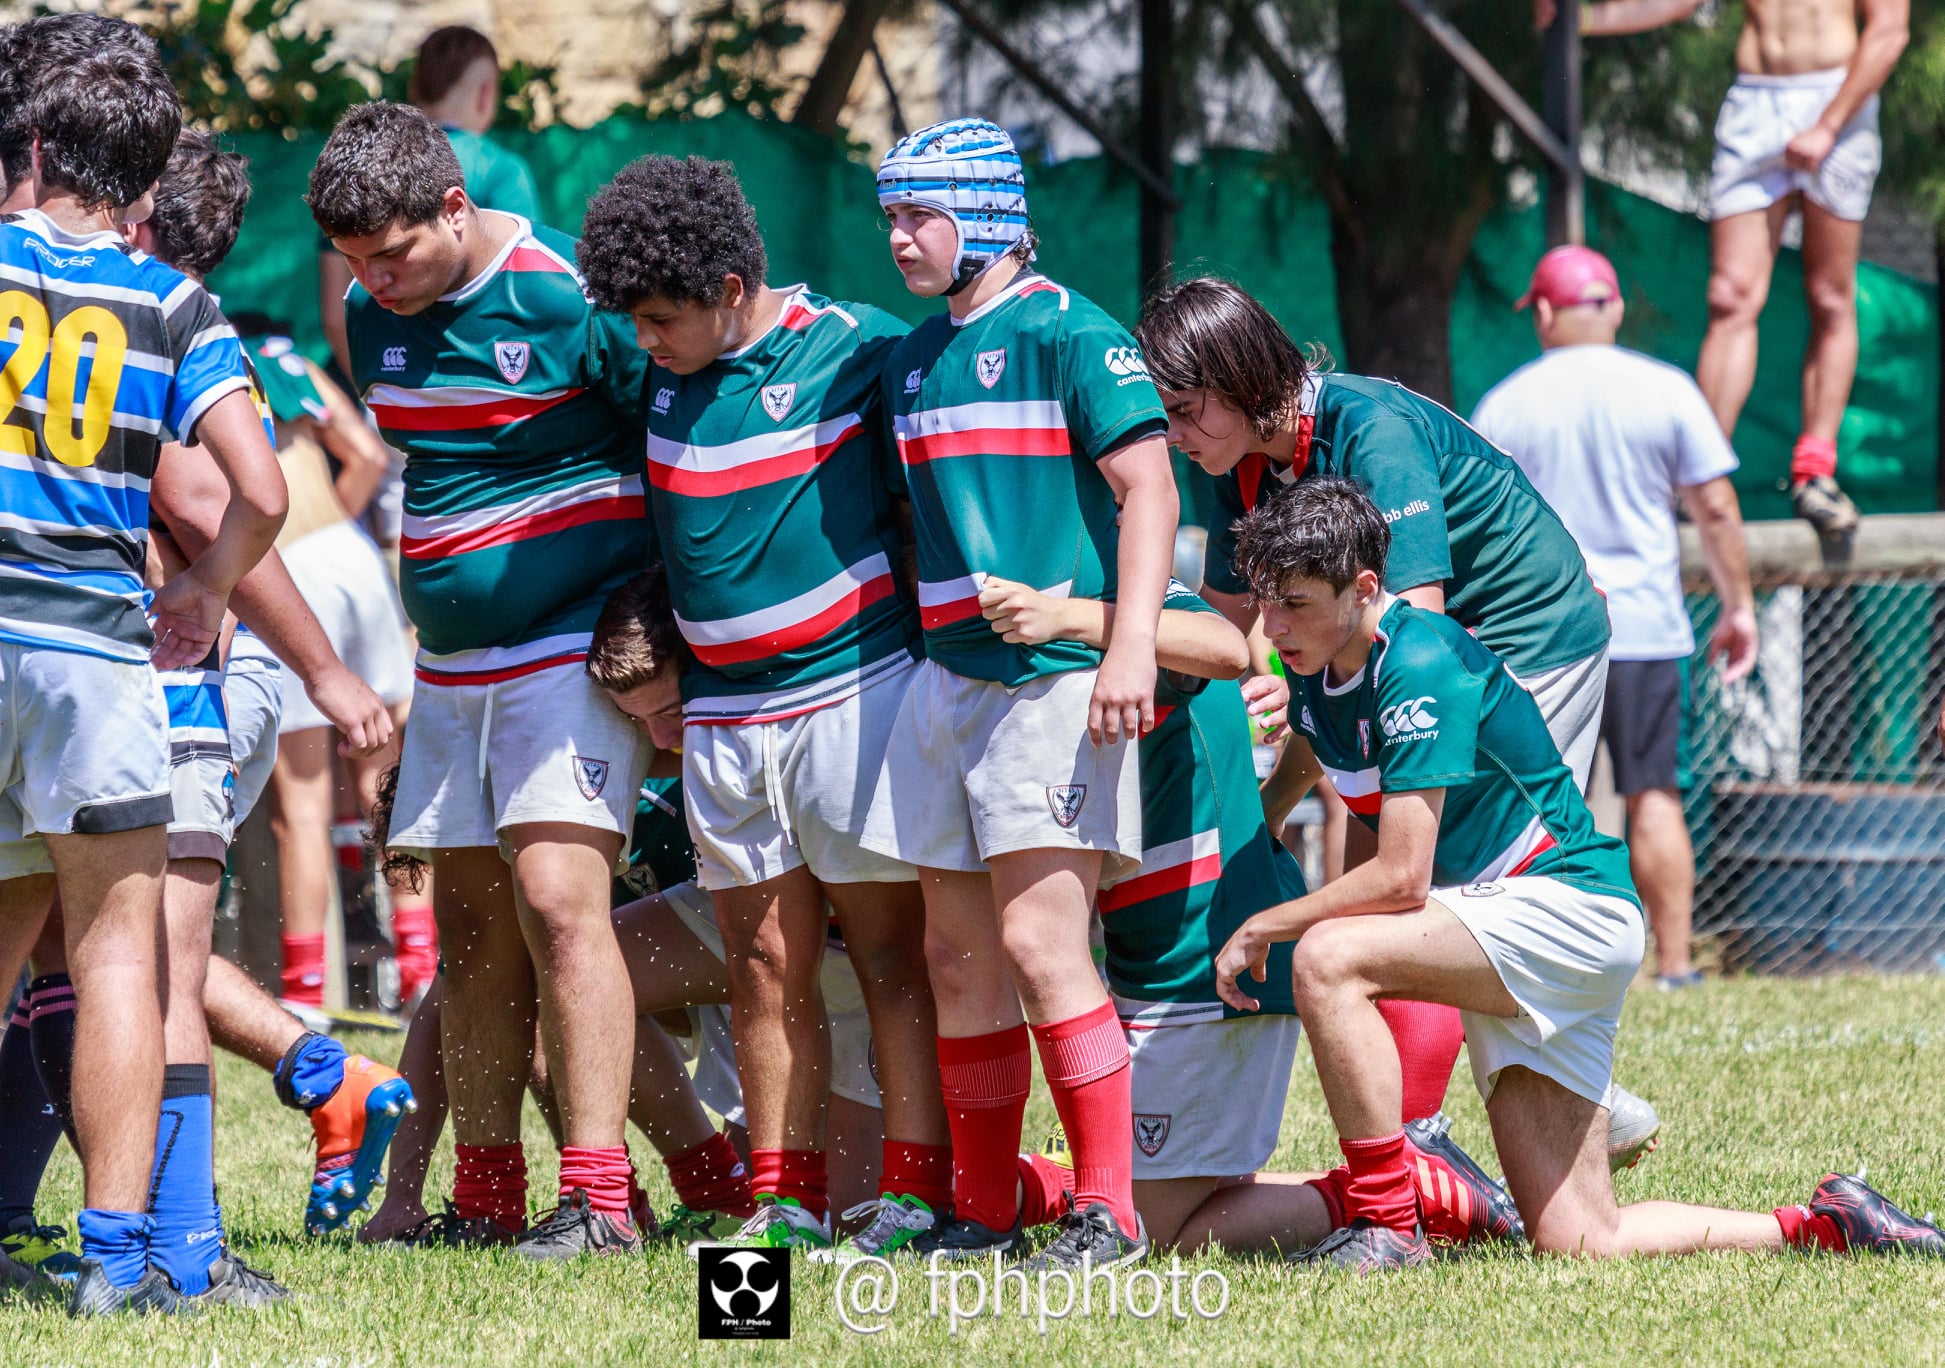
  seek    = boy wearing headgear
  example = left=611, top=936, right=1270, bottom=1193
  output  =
left=861, top=119, right=1180, bottom=1270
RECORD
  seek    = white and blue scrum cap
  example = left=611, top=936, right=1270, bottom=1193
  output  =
left=876, top=118, right=1032, bottom=294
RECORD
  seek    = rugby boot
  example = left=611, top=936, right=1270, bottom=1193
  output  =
left=811, top=1194, right=939, bottom=1265
left=392, top=1202, right=521, bottom=1249
left=1606, top=1086, right=1661, bottom=1173
left=68, top=1261, right=193, bottom=1317
left=197, top=1250, right=291, bottom=1307
left=687, top=1197, right=832, bottom=1257
left=908, top=1213, right=1022, bottom=1263
left=1792, top=476, right=1860, bottom=539
left=306, top=1055, right=416, bottom=1235
left=515, top=1189, right=643, bottom=1260
left=1403, top=1113, right=1525, bottom=1246
left=2, top=1215, right=81, bottom=1279
left=1288, top=1220, right=1430, bottom=1274
left=655, top=1204, right=746, bottom=1245
left=1809, top=1172, right=1945, bottom=1256
left=1021, top=1202, right=1148, bottom=1273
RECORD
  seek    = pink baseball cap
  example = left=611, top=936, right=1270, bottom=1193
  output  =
left=1515, top=245, right=1620, bottom=311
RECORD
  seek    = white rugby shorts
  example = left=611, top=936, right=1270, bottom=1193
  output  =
left=1711, top=71, right=1880, bottom=222
left=859, top=659, right=1142, bottom=877
left=683, top=657, right=916, bottom=890
left=225, top=631, right=284, bottom=829
left=278, top=520, right=414, bottom=734
left=1121, top=1004, right=1302, bottom=1181
left=1511, top=647, right=1608, bottom=794
left=664, top=881, right=882, bottom=1113
left=1436, top=875, right=1644, bottom=1107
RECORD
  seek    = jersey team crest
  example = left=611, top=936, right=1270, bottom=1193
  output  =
left=976, top=347, right=1007, bottom=388
left=573, top=756, right=610, bottom=800
left=760, top=382, right=796, bottom=422
left=1047, top=784, right=1086, bottom=827
left=494, top=341, right=530, bottom=383
left=1134, top=1114, right=1171, bottom=1157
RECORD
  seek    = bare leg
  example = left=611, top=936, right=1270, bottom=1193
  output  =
left=268, top=727, right=335, bottom=944
left=159, top=860, right=221, bottom=1070
left=1627, top=788, right=1696, bottom=980
left=1694, top=203, right=1791, bottom=438
left=827, top=1093, right=887, bottom=1219
left=0, top=875, right=55, bottom=991
left=433, top=847, right=531, bottom=1147
left=1797, top=203, right=1865, bottom=448
left=47, top=828, right=167, bottom=1212
left=359, top=980, right=445, bottom=1242
left=713, top=867, right=833, bottom=1151
left=506, top=823, right=631, bottom=1148
left=1170, top=1172, right=1335, bottom=1256
left=825, top=880, right=947, bottom=1147
left=989, top=849, right=1107, bottom=1026
left=1132, top=1176, right=1222, bottom=1250
left=921, top=868, right=1014, bottom=1037
left=203, top=954, right=304, bottom=1070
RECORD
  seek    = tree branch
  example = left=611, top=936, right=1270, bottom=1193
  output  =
left=1234, top=2, right=1351, bottom=218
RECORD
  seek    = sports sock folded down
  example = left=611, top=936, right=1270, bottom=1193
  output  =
left=559, top=1145, right=634, bottom=1218
left=1338, top=1130, right=1420, bottom=1232
left=453, top=1142, right=528, bottom=1233
left=665, top=1132, right=755, bottom=1218
left=750, top=1148, right=829, bottom=1222
left=880, top=1139, right=953, bottom=1213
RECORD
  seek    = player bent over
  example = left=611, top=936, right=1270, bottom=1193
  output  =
left=1214, top=478, right=1943, bottom=1270
left=575, top=158, right=949, bottom=1255
left=311, top=103, right=655, bottom=1256
left=863, top=119, right=1178, bottom=1270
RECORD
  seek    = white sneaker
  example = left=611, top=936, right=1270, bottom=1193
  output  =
left=1606, top=1086, right=1661, bottom=1172
left=810, top=1195, right=938, bottom=1265
left=685, top=1198, right=832, bottom=1258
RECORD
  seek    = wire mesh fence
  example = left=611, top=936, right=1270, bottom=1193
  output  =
left=1686, top=568, right=1945, bottom=975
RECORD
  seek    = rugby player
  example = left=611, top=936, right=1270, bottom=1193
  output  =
left=862, top=118, right=1179, bottom=1270
left=310, top=102, right=655, bottom=1257
left=574, top=156, right=948, bottom=1257
left=1214, top=477, right=1944, bottom=1269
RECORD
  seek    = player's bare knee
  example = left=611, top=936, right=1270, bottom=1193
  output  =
left=1705, top=268, right=1765, bottom=326
left=1803, top=278, right=1857, bottom=336
left=1288, top=921, right=1366, bottom=1007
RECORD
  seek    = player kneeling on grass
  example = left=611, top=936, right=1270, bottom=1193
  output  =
left=1213, top=477, right=1945, bottom=1271
left=980, top=577, right=1522, bottom=1256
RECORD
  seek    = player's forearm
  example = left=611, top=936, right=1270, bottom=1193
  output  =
left=1817, top=12, right=1910, bottom=131
left=1104, top=463, right=1179, bottom=662
left=187, top=392, right=288, bottom=593
left=1581, top=0, right=1706, bottom=37
left=1245, top=854, right=1431, bottom=943
left=1683, top=478, right=1755, bottom=615
left=1261, top=734, right=1323, bottom=830
left=318, top=251, right=355, bottom=381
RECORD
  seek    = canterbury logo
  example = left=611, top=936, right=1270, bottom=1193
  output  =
left=1379, top=696, right=1438, bottom=738
left=1103, top=346, right=1149, bottom=378
left=904, top=367, right=923, bottom=394
left=380, top=346, right=407, bottom=371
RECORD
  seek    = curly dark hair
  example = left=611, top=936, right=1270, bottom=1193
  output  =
left=1232, top=476, right=1390, bottom=597
left=308, top=102, right=463, bottom=241
left=576, top=156, right=767, bottom=312
left=20, top=42, right=180, bottom=212
left=0, top=14, right=157, bottom=193
left=365, top=762, right=429, bottom=895
left=144, top=129, right=252, bottom=280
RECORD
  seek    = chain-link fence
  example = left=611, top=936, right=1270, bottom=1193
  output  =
left=1686, top=566, right=1945, bottom=975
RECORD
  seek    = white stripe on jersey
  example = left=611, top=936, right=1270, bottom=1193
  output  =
left=916, top=573, right=1074, bottom=608
left=415, top=632, right=590, bottom=677
left=682, top=650, right=911, bottom=725
left=400, top=472, right=642, bottom=541
left=0, top=448, right=152, bottom=492
left=364, top=382, right=580, bottom=410
left=675, top=552, right=891, bottom=646
left=1469, top=813, right=1556, bottom=884
left=1318, top=762, right=1381, bottom=801
left=646, top=412, right=863, bottom=474
left=8, top=393, right=166, bottom=436
left=1112, top=995, right=1225, bottom=1029
left=892, top=398, right=1068, bottom=441
left=1133, top=828, right=1222, bottom=873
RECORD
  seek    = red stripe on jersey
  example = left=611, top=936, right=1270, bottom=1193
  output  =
left=1504, top=833, right=1559, bottom=878
left=415, top=649, right=588, bottom=686
left=400, top=493, right=646, bottom=561
left=920, top=592, right=983, bottom=630
left=504, top=246, right=573, bottom=274
left=688, top=572, right=899, bottom=668
left=647, top=420, right=862, bottom=497
left=1341, top=789, right=1383, bottom=818
left=898, top=425, right=1072, bottom=466
left=1018, top=281, right=1063, bottom=299
left=1151, top=705, right=1175, bottom=727
left=1098, top=852, right=1223, bottom=914
left=1239, top=452, right=1268, bottom=511
left=373, top=388, right=582, bottom=433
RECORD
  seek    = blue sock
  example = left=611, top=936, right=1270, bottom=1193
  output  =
left=146, top=1064, right=222, bottom=1296
left=77, top=1208, right=152, bottom=1289
left=273, top=1031, right=347, bottom=1112
left=0, top=995, right=62, bottom=1228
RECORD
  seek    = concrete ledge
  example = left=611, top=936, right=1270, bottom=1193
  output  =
left=1682, top=511, right=1945, bottom=586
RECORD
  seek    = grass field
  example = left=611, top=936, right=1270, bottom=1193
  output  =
left=8, top=973, right=1945, bottom=1366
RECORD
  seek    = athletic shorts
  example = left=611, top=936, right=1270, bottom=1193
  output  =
left=1121, top=1007, right=1302, bottom=1181
left=387, top=654, right=649, bottom=865
left=225, top=631, right=284, bottom=828
left=664, top=880, right=881, bottom=1112
left=859, top=659, right=1142, bottom=877
left=1512, top=648, right=1608, bottom=794
left=0, top=643, right=171, bottom=881
left=278, top=520, right=414, bottom=734
left=1437, top=875, right=1644, bottom=1107
left=684, top=658, right=916, bottom=890
left=1601, top=658, right=1687, bottom=797
left=1711, top=71, right=1880, bottom=223
left=160, top=656, right=236, bottom=864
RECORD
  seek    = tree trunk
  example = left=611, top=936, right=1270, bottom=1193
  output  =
left=794, top=0, right=898, bottom=135
left=1327, top=206, right=1466, bottom=404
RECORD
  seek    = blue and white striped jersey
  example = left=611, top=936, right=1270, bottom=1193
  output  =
left=0, top=208, right=251, bottom=663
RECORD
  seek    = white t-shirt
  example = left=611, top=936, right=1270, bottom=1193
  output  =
left=1471, top=345, right=1738, bottom=661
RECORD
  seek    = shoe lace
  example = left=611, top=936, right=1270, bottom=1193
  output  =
left=1045, top=1208, right=1116, bottom=1261
left=3, top=1221, right=66, bottom=1251
left=840, top=1198, right=924, bottom=1249
left=527, top=1192, right=595, bottom=1242
left=727, top=1203, right=788, bottom=1241
left=219, top=1250, right=284, bottom=1293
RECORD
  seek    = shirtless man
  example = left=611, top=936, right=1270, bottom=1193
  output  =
left=1576, top=0, right=1908, bottom=537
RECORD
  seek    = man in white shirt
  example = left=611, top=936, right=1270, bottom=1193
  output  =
left=1472, top=246, right=1759, bottom=989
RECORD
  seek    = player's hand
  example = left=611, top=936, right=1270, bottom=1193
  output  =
left=1089, top=646, right=1157, bottom=747
left=149, top=568, right=227, bottom=670
left=1710, top=605, right=1759, bottom=684
left=1242, top=671, right=1290, bottom=742
left=307, top=663, right=394, bottom=758
left=1786, top=124, right=1838, bottom=173
left=979, top=575, right=1066, bottom=647
left=1214, top=923, right=1270, bottom=1013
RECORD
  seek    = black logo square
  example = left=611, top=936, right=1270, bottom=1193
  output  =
left=697, top=1246, right=790, bottom=1340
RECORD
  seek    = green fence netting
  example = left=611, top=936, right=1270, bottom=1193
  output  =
left=208, top=111, right=1940, bottom=518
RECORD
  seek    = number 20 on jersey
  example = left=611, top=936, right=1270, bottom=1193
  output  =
left=0, top=288, right=129, bottom=467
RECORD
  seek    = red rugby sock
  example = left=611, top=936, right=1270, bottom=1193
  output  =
left=1339, top=1131, right=1419, bottom=1232
left=1775, top=1204, right=1845, bottom=1252
left=453, top=1142, right=527, bottom=1233
left=1016, top=1152, right=1072, bottom=1228
left=1377, top=998, right=1464, bottom=1122
left=750, top=1147, right=828, bottom=1221
left=1791, top=434, right=1838, bottom=482
left=881, top=1139, right=953, bottom=1213
left=1306, top=1167, right=1348, bottom=1230
left=937, top=1026, right=1031, bottom=1231
left=1032, top=1002, right=1136, bottom=1234
left=279, top=932, right=326, bottom=1007
left=559, top=1144, right=634, bottom=1218
left=666, top=1132, right=756, bottom=1218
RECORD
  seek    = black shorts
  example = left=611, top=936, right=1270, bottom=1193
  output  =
left=1600, top=658, right=1687, bottom=796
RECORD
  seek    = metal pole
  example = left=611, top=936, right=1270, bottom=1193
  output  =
left=1138, top=0, right=1176, bottom=295
left=1541, top=0, right=1584, bottom=245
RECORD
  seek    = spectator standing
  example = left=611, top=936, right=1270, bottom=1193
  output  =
left=1472, top=246, right=1759, bottom=989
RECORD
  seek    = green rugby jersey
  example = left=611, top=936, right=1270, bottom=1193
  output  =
left=886, top=273, right=1168, bottom=686
left=1290, top=597, right=1637, bottom=902
left=1205, top=373, right=1609, bottom=676
left=646, top=287, right=921, bottom=724
left=442, top=127, right=543, bottom=222
left=1101, top=586, right=1304, bottom=1022
left=347, top=215, right=653, bottom=682
left=613, top=775, right=697, bottom=903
